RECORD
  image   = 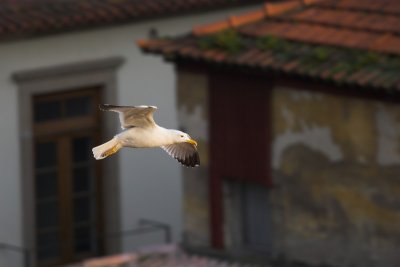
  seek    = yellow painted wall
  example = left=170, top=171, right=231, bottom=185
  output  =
left=271, top=87, right=400, bottom=266
left=177, top=70, right=400, bottom=266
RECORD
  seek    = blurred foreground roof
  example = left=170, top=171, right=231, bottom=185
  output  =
left=0, top=0, right=265, bottom=41
left=69, top=244, right=261, bottom=267
left=139, top=0, right=400, bottom=92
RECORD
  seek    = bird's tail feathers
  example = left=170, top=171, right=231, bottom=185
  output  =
left=92, top=138, right=122, bottom=160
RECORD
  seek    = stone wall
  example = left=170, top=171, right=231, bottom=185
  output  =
left=270, top=86, right=400, bottom=267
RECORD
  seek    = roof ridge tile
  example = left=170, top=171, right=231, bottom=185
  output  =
left=264, top=0, right=302, bottom=16
left=193, top=0, right=315, bottom=36
left=301, top=0, right=325, bottom=5
left=193, top=20, right=231, bottom=36
left=228, top=10, right=266, bottom=28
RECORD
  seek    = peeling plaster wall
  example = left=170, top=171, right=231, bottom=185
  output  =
left=271, top=87, right=400, bottom=267
left=177, top=72, right=400, bottom=266
left=177, top=71, right=211, bottom=247
left=376, top=104, right=400, bottom=165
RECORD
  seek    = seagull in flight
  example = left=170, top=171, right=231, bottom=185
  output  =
left=92, top=104, right=200, bottom=167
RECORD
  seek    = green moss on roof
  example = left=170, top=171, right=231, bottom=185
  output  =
left=257, top=35, right=292, bottom=53
left=198, top=29, right=244, bottom=54
left=256, top=35, right=400, bottom=80
left=191, top=32, right=400, bottom=88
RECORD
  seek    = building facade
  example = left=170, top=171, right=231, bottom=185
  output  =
left=140, top=0, right=400, bottom=266
left=0, top=1, right=264, bottom=266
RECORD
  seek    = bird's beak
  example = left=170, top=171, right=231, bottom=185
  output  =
left=186, top=139, right=198, bottom=147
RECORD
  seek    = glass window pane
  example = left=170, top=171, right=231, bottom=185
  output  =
left=73, top=167, right=91, bottom=193
left=74, top=197, right=91, bottom=223
left=36, top=171, right=58, bottom=199
left=35, top=141, right=57, bottom=169
left=34, top=100, right=62, bottom=122
left=243, top=183, right=271, bottom=250
left=65, top=96, right=92, bottom=118
left=223, top=180, right=271, bottom=251
left=222, top=180, right=244, bottom=248
left=37, top=201, right=59, bottom=229
left=37, top=231, right=60, bottom=262
left=74, top=226, right=93, bottom=254
left=73, top=137, right=92, bottom=162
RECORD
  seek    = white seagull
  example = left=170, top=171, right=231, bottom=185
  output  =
left=92, top=104, right=200, bottom=167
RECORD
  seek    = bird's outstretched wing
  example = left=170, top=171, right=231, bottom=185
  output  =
left=161, top=143, right=200, bottom=167
left=100, top=104, right=157, bottom=129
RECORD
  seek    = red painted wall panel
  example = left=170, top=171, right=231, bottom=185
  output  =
left=210, top=72, right=271, bottom=185
left=209, top=70, right=272, bottom=248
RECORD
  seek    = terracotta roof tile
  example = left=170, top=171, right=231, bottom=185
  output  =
left=192, top=1, right=307, bottom=36
left=240, top=21, right=400, bottom=55
left=289, top=8, right=400, bottom=34
left=229, top=10, right=266, bottom=28
left=357, top=71, right=380, bottom=86
left=0, top=0, right=265, bottom=41
left=140, top=0, right=400, bottom=91
left=302, top=0, right=324, bottom=5
left=264, top=1, right=302, bottom=16
left=259, top=52, right=276, bottom=67
left=193, top=20, right=231, bottom=36
left=317, top=0, right=400, bottom=15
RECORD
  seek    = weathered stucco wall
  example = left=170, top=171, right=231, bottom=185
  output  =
left=177, top=71, right=400, bottom=266
left=271, top=86, right=400, bottom=267
left=177, top=70, right=211, bottom=247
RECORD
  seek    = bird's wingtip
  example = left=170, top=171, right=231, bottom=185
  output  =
left=99, top=104, right=108, bottom=110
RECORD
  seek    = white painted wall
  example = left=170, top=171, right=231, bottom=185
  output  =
left=0, top=4, right=261, bottom=266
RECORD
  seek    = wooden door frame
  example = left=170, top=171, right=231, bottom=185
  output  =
left=13, top=57, right=124, bottom=267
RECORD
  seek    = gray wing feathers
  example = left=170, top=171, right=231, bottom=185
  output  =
left=161, top=143, right=200, bottom=167
left=100, top=104, right=157, bottom=129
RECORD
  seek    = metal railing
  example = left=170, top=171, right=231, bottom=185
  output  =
left=0, top=242, right=31, bottom=267
left=0, top=218, right=171, bottom=267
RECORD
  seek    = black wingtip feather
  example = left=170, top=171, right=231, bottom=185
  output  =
left=99, top=104, right=109, bottom=111
left=99, top=104, right=117, bottom=111
left=178, top=150, right=200, bottom=167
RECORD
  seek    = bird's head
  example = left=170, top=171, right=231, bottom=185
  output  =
left=172, top=130, right=197, bottom=146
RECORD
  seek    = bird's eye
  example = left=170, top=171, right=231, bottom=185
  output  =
left=180, top=135, right=184, bottom=138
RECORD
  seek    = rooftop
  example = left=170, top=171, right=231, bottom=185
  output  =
left=0, top=0, right=265, bottom=41
left=69, top=244, right=263, bottom=267
left=139, top=0, right=400, bottom=92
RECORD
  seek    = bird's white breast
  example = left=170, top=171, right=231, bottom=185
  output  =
left=116, top=126, right=173, bottom=148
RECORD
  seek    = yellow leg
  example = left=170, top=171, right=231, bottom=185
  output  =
left=101, top=144, right=121, bottom=158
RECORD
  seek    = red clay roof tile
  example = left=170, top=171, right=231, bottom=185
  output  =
left=319, top=0, right=400, bottom=15
left=193, top=20, right=231, bottom=36
left=0, top=0, right=265, bottom=41
left=264, top=1, right=302, bottom=16
left=229, top=10, right=266, bottom=28
left=192, top=0, right=311, bottom=37
left=289, top=8, right=400, bottom=34
left=140, top=0, right=400, bottom=91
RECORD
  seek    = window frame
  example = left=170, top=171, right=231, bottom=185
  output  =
left=33, top=88, right=103, bottom=266
left=13, top=57, right=124, bottom=267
